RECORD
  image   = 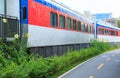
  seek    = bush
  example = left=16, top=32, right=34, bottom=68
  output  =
left=0, top=40, right=119, bottom=78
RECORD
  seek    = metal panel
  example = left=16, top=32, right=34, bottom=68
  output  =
left=0, top=15, right=19, bottom=40
left=30, top=43, right=91, bottom=57
left=6, top=0, right=20, bottom=19
left=3, top=18, right=19, bottom=38
left=63, top=45, right=67, bottom=53
left=0, top=0, right=4, bottom=14
left=46, top=47, right=52, bottom=57
left=98, top=35, right=120, bottom=42
left=57, top=46, right=63, bottom=56
left=52, top=46, right=58, bottom=55
left=28, top=25, right=94, bottom=47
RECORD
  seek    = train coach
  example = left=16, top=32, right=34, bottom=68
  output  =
left=0, top=0, right=120, bottom=57
left=96, top=21, right=120, bottom=46
left=27, top=0, right=95, bottom=57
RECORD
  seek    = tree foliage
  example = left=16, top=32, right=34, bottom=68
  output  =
left=117, top=20, right=120, bottom=28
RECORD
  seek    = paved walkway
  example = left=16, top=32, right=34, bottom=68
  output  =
left=58, top=49, right=120, bottom=78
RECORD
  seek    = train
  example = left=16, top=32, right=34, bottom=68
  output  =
left=0, top=0, right=120, bottom=57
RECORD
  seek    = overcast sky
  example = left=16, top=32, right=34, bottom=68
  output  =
left=56, top=0, right=120, bottom=18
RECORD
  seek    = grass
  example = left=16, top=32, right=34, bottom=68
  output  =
left=0, top=40, right=119, bottom=78
left=49, top=54, right=95, bottom=78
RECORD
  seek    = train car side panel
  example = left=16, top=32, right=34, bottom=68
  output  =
left=28, top=24, right=94, bottom=47
left=7, top=0, right=20, bottom=19
left=29, top=0, right=50, bottom=27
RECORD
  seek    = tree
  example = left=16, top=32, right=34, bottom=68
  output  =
left=83, top=11, right=92, bottom=18
left=117, top=20, right=120, bottom=28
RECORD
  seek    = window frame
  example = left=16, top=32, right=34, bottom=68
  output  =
left=81, top=23, right=85, bottom=32
left=73, top=19, right=77, bottom=30
left=78, top=21, right=81, bottom=31
left=90, top=25, right=93, bottom=33
left=85, top=24, right=88, bottom=32
left=59, top=15, right=65, bottom=29
left=50, top=12, right=58, bottom=27
left=66, top=17, right=71, bottom=29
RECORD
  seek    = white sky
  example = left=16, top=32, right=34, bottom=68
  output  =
left=56, top=0, right=120, bottom=18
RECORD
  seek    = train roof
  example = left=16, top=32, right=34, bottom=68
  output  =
left=36, top=0, right=94, bottom=24
left=96, top=20, right=120, bottom=30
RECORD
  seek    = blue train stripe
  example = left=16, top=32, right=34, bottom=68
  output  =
left=20, top=0, right=28, bottom=24
left=96, top=24, right=120, bottom=31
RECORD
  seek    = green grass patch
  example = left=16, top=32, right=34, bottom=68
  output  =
left=0, top=40, right=119, bottom=78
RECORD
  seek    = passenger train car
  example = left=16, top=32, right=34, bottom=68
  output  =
left=96, top=21, right=120, bottom=44
left=0, top=0, right=120, bottom=57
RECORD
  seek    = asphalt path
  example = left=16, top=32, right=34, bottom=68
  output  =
left=58, top=49, right=120, bottom=78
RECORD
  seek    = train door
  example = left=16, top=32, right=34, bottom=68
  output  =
left=0, top=0, right=20, bottom=41
left=20, top=0, right=28, bottom=39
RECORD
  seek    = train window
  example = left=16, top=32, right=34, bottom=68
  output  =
left=50, top=12, right=58, bottom=27
left=23, top=7, right=27, bottom=20
left=105, top=29, right=107, bottom=35
left=116, top=32, right=118, bottom=36
left=90, top=26, right=93, bottom=33
left=99, top=28, right=102, bottom=34
left=111, top=31, right=112, bottom=35
left=81, top=23, right=85, bottom=32
left=104, top=29, right=106, bottom=34
left=110, top=31, right=112, bottom=35
left=66, top=17, right=71, bottom=29
left=113, top=31, right=115, bottom=35
left=114, top=31, right=118, bottom=36
left=60, top=15, right=65, bottom=28
left=73, top=20, right=76, bottom=30
left=86, top=24, right=88, bottom=32
left=114, top=32, right=116, bottom=36
left=108, top=30, right=110, bottom=35
left=112, top=31, right=115, bottom=35
left=88, top=25, right=90, bottom=33
left=107, top=30, right=109, bottom=35
left=102, top=29, right=103, bottom=34
left=78, top=21, right=81, bottom=31
left=98, top=28, right=100, bottom=34
left=102, top=29, right=105, bottom=34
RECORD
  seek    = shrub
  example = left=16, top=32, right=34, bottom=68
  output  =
left=0, top=40, right=119, bottom=78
